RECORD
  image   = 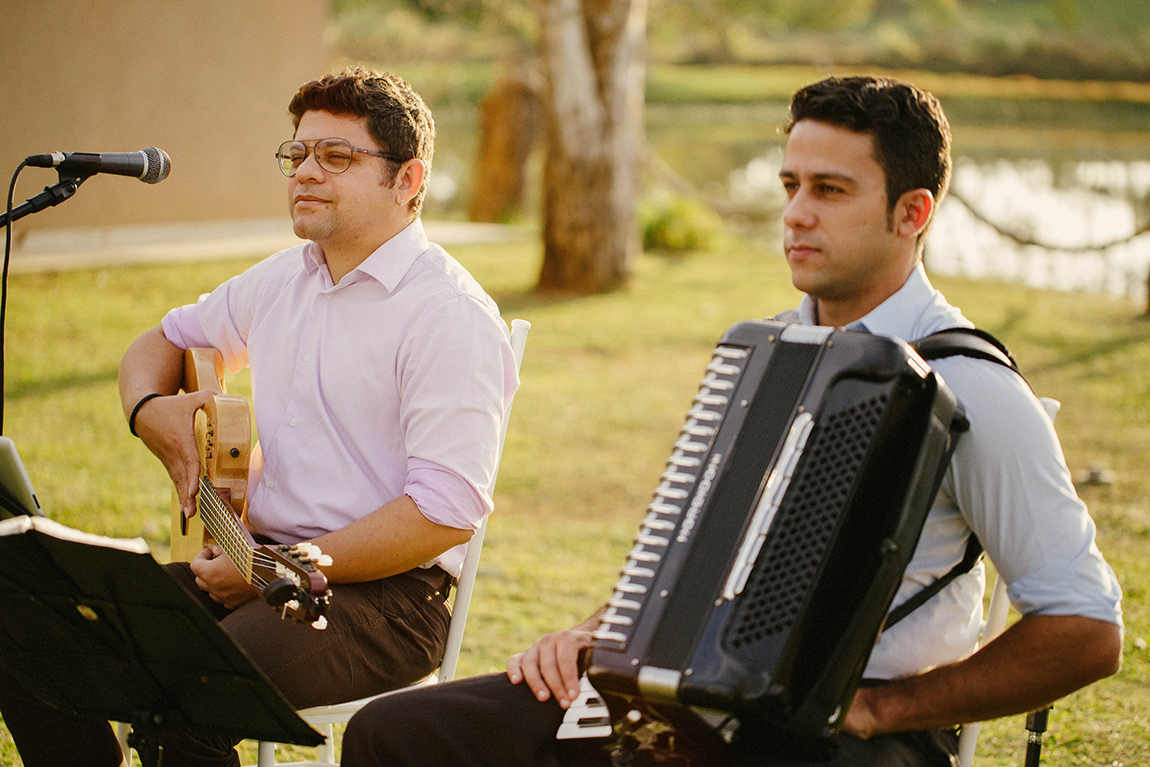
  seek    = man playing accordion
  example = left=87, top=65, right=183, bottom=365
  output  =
left=340, top=76, right=1122, bottom=767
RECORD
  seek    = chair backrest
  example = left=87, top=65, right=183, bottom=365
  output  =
left=955, top=574, right=1010, bottom=767
left=956, top=396, right=1059, bottom=767
left=438, top=317, right=530, bottom=681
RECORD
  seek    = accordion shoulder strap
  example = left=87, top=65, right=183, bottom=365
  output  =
left=884, top=326, right=1023, bottom=630
left=912, top=326, right=1023, bottom=379
left=885, top=534, right=984, bottom=630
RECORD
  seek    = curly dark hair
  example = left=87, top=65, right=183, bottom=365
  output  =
left=785, top=76, right=952, bottom=240
left=289, top=66, right=436, bottom=216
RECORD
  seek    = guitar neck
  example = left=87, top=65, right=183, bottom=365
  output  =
left=196, top=477, right=257, bottom=586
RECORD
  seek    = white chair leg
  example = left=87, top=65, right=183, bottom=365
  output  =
left=116, top=721, right=132, bottom=763
left=955, top=574, right=1011, bottom=766
left=316, top=723, right=336, bottom=763
left=257, top=740, right=275, bottom=767
left=956, top=721, right=981, bottom=767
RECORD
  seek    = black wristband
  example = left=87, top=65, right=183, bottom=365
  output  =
left=129, top=392, right=163, bottom=437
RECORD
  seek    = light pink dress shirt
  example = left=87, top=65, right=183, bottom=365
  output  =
left=161, top=219, right=519, bottom=576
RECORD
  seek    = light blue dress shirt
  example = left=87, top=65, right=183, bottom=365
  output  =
left=794, top=263, right=1123, bottom=679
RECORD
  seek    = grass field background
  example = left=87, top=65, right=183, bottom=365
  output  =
left=0, top=233, right=1146, bottom=764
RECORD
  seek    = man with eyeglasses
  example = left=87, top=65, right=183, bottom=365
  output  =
left=0, top=67, right=519, bottom=767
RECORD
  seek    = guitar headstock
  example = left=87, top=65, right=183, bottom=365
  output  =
left=253, top=543, right=333, bottom=629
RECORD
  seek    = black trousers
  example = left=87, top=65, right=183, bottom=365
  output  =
left=0, top=562, right=451, bottom=767
left=341, top=673, right=959, bottom=767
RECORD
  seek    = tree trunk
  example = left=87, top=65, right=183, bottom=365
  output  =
left=534, top=0, right=647, bottom=295
left=468, top=65, right=543, bottom=223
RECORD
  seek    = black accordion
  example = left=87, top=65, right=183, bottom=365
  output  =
left=587, top=319, right=967, bottom=760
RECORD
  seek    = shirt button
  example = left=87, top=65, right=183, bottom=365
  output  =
left=266, top=479, right=274, bottom=489
left=290, top=419, right=297, bottom=427
left=304, top=353, right=311, bottom=362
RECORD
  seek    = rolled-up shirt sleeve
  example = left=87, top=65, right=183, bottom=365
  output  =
left=397, top=291, right=520, bottom=533
left=405, top=457, right=490, bottom=531
left=937, top=358, right=1123, bottom=626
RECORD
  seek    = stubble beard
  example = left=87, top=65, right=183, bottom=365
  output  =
left=291, top=206, right=338, bottom=244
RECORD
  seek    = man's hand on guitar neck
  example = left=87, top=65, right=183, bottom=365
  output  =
left=132, top=390, right=215, bottom=520
left=191, top=543, right=261, bottom=608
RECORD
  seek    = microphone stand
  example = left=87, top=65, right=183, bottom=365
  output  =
left=0, top=169, right=91, bottom=229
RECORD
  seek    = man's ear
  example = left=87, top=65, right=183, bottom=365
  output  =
left=395, top=159, right=425, bottom=205
left=894, top=188, right=934, bottom=239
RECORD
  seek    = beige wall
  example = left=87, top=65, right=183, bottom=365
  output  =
left=0, top=0, right=327, bottom=233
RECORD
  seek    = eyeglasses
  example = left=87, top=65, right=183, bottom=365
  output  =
left=275, top=138, right=407, bottom=177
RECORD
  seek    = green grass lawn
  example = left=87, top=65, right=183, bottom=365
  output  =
left=1, top=237, right=1147, bottom=765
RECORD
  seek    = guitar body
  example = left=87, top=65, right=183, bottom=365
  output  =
left=170, top=348, right=252, bottom=563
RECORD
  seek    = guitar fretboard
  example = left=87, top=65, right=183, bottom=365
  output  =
left=196, top=476, right=273, bottom=588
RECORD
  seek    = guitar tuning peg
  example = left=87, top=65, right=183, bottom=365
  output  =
left=307, top=544, right=324, bottom=560
left=317, top=555, right=333, bottom=567
left=312, top=615, right=328, bottom=630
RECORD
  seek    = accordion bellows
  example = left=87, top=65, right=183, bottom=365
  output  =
left=588, top=320, right=967, bottom=760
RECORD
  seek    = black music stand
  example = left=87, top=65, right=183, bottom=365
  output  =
left=0, top=515, right=323, bottom=764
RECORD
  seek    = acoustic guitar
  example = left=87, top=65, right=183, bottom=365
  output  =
left=171, top=347, right=332, bottom=628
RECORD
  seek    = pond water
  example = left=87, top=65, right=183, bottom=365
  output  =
left=929, top=156, right=1150, bottom=302
left=427, top=98, right=1150, bottom=304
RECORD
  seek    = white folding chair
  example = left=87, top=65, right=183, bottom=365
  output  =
left=955, top=571, right=1011, bottom=767
left=117, top=319, right=530, bottom=767
left=956, top=396, right=1059, bottom=767
left=254, top=318, right=530, bottom=766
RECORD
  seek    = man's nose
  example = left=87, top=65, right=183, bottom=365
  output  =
left=293, top=150, right=326, bottom=182
left=782, top=190, right=815, bottom=229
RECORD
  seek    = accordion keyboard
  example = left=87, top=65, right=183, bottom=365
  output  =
left=593, top=345, right=749, bottom=647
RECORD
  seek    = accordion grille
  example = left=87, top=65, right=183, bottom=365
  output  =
left=726, top=390, right=890, bottom=650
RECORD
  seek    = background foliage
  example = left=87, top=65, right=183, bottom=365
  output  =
left=331, top=0, right=1150, bottom=81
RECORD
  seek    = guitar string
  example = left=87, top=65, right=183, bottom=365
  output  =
left=195, top=475, right=324, bottom=621
left=195, top=477, right=317, bottom=590
left=196, top=482, right=273, bottom=577
left=195, top=478, right=253, bottom=562
left=196, top=477, right=274, bottom=588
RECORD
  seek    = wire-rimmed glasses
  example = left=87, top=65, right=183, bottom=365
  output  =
left=275, top=138, right=406, bottom=177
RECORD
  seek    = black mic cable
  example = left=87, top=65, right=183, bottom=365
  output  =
left=2, top=162, right=30, bottom=434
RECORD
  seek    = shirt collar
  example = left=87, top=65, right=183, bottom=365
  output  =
left=300, top=219, right=429, bottom=291
left=795, top=263, right=970, bottom=342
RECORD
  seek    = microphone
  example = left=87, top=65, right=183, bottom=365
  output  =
left=24, top=147, right=172, bottom=184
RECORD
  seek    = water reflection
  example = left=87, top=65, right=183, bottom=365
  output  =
left=929, top=158, right=1150, bottom=303
left=727, top=154, right=784, bottom=209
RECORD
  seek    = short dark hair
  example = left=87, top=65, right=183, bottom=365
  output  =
left=289, top=66, right=436, bottom=216
left=785, top=76, right=951, bottom=239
